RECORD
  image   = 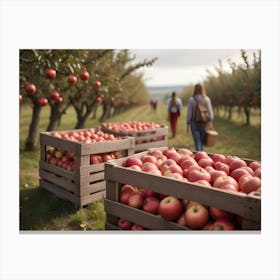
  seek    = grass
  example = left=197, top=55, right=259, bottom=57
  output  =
left=19, top=101, right=261, bottom=231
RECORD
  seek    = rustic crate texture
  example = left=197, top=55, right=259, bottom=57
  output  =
left=101, top=123, right=168, bottom=152
left=104, top=147, right=261, bottom=231
left=39, top=129, right=135, bottom=207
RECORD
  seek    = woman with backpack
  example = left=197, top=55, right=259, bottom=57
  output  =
left=186, top=83, right=214, bottom=151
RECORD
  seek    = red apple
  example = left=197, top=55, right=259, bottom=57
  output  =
left=121, top=184, right=137, bottom=193
left=127, top=192, right=144, bottom=209
left=194, top=151, right=209, bottom=162
left=93, top=80, right=102, bottom=87
left=131, top=224, right=145, bottom=230
left=80, top=71, right=90, bottom=81
left=149, top=149, right=163, bottom=159
left=202, top=222, right=215, bottom=230
left=230, top=167, right=252, bottom=182
left=225, top=155, right=240, bottom=166
left=211, top=153, right=226, bottom=163
left=184, top=204, right=209, bottom=229
left=166, top=164, right=183, bottom=176
left=118, top=218, right=132, bottom=230
left=209, top=207, right=234, bottom=220
left=25, top=83, right=36, bottom=94
left=143, top=196, right=160, bottom=215
left=37, top=97, right=48, bottom=106
left=249, top=161, right=261, bottom=171
left=50, top=91, right=60, bottom=101
left=229, top=159, right=247, bottom=172
left=209, top=169, right=227, bottom=185
left=67, top=75, right=77, bottom=85
left=45, top=68, right=56, bottom=79
left=165, top=150, right=182, bottom=163
left=238, top=174, right=253, bottom=187
left=198, top=157, right=214, bottom=168
left=213, top=175, right=238, bottom=191
left=141, top=155, right=158, bottom=165
left=254, top=167, right=261, bottom=179
left=128, top=165, right=142, bottom=171
left=141, top=162, right=159, bottom=172
left=123, top=157, right=142, bottom=168
left=158, top=196, right=182, bottom=221
left=180, top=158, right=197, bottom=170
left=90, top=154, right=102, bottom=164
left=119, top=192, right=131, bottom=204
left=214, top=161, right=230, bottom=175
left=176, top=213, right=187, bottom=226
left=188, top=167, right=211, bottom=183
left=177, top=148, right=193, bottom=157
left=159, top=159, right=177, bottom=173
left=239, top=176, right=261, bottom=194
left=212, top=218, right=235, bottom=230
left=193, top=180, right=212, bottom=188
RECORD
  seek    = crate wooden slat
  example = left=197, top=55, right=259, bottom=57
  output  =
left=104, top=199, right=189, bottom=230
left=39, top=129, right=135, bottom=207
left=101, top=123, right=168, bottom=152
left=104, top=148, right=261, bottom=230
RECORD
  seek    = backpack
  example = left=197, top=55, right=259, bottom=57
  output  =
left=194, top=97, right=209, bottom=124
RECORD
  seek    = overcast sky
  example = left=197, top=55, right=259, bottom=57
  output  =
left=129, top=49, right=259, bottom=87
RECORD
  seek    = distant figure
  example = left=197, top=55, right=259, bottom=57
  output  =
left=150, top=98, right=158, bottom=111
left=167, top=91, right=183, bottom=138
left=186, top=83, right=214, bottom=151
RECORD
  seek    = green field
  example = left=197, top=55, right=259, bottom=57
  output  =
left=19, top=101, right=261, bottom=230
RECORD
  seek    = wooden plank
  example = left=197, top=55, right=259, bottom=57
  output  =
left=77, top=179, right=105, bottom=197
left=105, top=163, right=261, bottom=223
left=39, top=169, right=78, bottom=194
left=104, top=199, right=189, bottom=230
left=105, top=222, right=119, bottom=230
left=135, top=140, right=168, bottom=152
left=40, top=133, right=80, bottom=154
left=40, top=179, right=78, bottom=205
left=39, top=160, right=76, bottom=180
left=80, top=191, right=106, bottom=207
left=79, top=137, right=134, bottom=155
left=40, top=143, right=46, bottom=161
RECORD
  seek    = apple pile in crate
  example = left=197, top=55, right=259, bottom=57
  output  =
left=46, top=128, right=123, bottom=172
left=116, top=148, right=261, bottom=230
left=104, top=121, right=162, bottom=132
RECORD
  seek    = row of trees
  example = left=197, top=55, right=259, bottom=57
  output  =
left=20, top=50, right=157, bottom=150
left=180, top=50, right=261, bottom=125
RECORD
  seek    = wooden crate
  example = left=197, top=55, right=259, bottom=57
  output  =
left=104, top=148, right=261, bottom=230
left=101, top=123, right=168, bottom=152
left=39, top=129, right=135, bottom=207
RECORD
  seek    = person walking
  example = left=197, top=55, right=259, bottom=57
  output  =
left=167, top=91, right=183, bottom=138
left=186, top=83, right=214, bottom=151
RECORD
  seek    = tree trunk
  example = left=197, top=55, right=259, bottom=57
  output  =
left=92, top=103, right=98, bottom=119
left=74, top=104, right=94, bottom=129
left=244, top=105, right=251, bottom=125
left=25, top=104, right=42, bottom=151
left=227, top=106, right=232, bottom=120
left=47, top=106, right=61, bottom=131
left=99, top=102, right=108, bottom=123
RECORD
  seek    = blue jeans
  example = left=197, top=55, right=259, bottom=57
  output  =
left=190, top=122, right=206, bottom=151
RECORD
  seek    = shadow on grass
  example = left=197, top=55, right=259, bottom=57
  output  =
left=20, top=186, right=79, bottom=230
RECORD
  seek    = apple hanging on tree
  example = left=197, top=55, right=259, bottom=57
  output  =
left=37, top=97, right=48, bottom=106
left=45, top=68, right=56, bottom=79
left=25, top=83, right=36, bottom=95
left=67, top=75, right=78, bottom=85
left=80, top=71, right=90, bottom=81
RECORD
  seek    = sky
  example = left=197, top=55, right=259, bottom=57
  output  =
left=129, top=49, right=259, bottom=87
